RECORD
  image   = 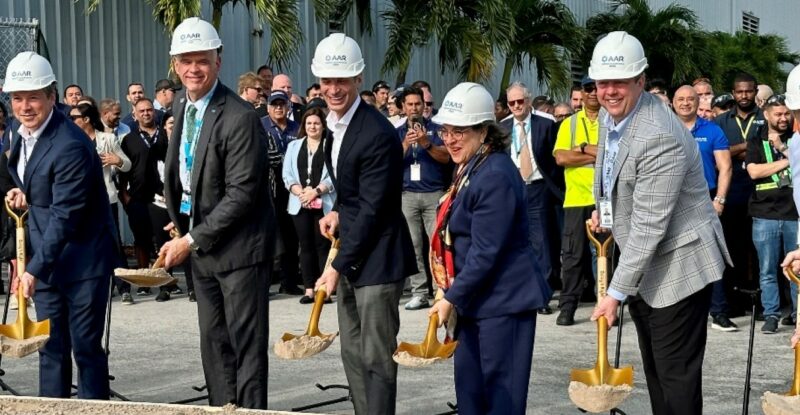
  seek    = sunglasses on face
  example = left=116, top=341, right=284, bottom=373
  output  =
left=765, top=94, right=786, bottom=106
left=508, top=99, right=526, bottom=107
left=582, top=85, right=596, bottom=93
left=69, top=114, right=84, bottom=120
left=425, top=101, right=434, bottom=107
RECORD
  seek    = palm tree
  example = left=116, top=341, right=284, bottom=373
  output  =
left=706, top=31, right=799, bottom=93
left=498, top=0, right=584, bottom=96
left=380, top=0, right=514, bottom=84
left=85, top=0, right=303, bottom=70
left=312, top=0, right=373, bottom=34
left=583, top=0, right=712, bottom=86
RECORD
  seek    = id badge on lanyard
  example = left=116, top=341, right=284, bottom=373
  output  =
left=599, top=198, right=613, bottom=228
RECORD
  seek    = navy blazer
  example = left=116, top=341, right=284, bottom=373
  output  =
left=7, top=110, right=117, bottom=285
left=501, top=114, right=565, bottom=202
left=444, top=152, right=552, bottom=318
left=324, top=100, right=416, bottom=286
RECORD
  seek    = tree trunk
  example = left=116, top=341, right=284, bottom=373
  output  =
left=394, top=70, right=407, bottom=87
left=212, top=4, right=223, bottom=30
left=499, top=55, right=515, bottom=97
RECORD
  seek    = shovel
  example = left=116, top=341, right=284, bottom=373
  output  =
left=568, top=221, right=633, bottom=413
left=393, top=290, right=458, bottom=367
left=114, top=229, right=179, bottom=287
left=0, top=200, right=50, bottom=358
left=274, top=237, right=340, bottom=360
left=761, top=268, right=800, bottom=415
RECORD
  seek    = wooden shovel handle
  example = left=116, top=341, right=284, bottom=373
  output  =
left=152, top=228, right=182, bottom=269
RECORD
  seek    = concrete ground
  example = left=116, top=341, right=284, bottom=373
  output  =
left=0, top=272, right=796, bottom=415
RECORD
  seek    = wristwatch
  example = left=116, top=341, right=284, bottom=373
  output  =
left=186, top=234, right=200, bottom=252
left=580, top=142, right=588, bottom=153
left=713, top=196, right=726, bottom=205
left=315, top=187, right=323, bottom=196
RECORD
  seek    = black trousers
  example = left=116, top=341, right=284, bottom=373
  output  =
left=193, top=261, right=269, bottom=409
left=558, top=205, right=595, bottom=309
left=628, top=284, right=712, bottom=415
left=148, top=204, right=194, bottom=293
left=720, top=202, right=759, bottom=313
left=291, top=208, right=330, bottom=289
left=273, top=180, right=300, bottom=287
left=110, top=202, right=130, bottom=294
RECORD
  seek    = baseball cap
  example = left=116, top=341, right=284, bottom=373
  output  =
left=155, top=79, right=180, bottom=92
left=268, top=90, right=289, bottom=104
left=372, top=80, right=390, bottom=92
left=581, top=75, right=595, bottom=86
left=711, top=93, right=734, bottom=109
left=306, top=97, right=328, bottom=110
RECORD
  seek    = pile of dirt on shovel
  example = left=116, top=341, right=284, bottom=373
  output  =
left=762, top=391, right=800, bottom=415
left=0, top=396, right=324, bottom=415
left=568, top=381, right=633, bottom=413
left=0, top=334, right=49, bottom=358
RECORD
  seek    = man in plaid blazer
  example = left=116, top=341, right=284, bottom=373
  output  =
left=588, top=32, right=731, bottom=415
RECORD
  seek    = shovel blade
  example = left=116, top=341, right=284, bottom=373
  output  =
left=396, top=339, right=458, bottom=360
left=571, top=364, right=633, bottom=386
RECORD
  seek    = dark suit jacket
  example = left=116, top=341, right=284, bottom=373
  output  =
left=324, top=100, right=416, bottom=286
left=164, top=83, right=274, bottom=273
left=7, top=110, right=117, bottom=285
left=443, top=152, right=552, bottom=318
left=501, top=114, right=565, bottom=202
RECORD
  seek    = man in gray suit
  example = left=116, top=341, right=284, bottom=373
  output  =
left=588, top=32, right=730, bottom=415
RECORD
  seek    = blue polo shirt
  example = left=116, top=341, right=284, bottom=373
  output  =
left=396, top=119, right=448, bottom=193
left=690, top=117, right=729, bottom=190
left=261, top=116, right=299, bottom=155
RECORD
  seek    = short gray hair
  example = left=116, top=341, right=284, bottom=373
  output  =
left=506, top=81, right=531, bottom=100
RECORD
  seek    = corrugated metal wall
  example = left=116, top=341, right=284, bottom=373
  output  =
left=2, top=0, right=800, bottom=105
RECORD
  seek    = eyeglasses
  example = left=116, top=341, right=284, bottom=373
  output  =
left=582, top=85, right=596, bottom=93
left=508, top=98, right=526, bottom=107
left=425, top=101, right=434, bottom=107
left=248, top=86, right=263, bottom=93
left=765, top=94, right=786, bottom=106
left=69, top=114, right=84, bottom=120
left=437, top=127, right=470, bottom=141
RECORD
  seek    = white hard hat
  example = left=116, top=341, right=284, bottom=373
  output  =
left=310, top=33, right=365, bottom=78
left=588, top=31, right=648, bottom=81
left=785, top=65, right=800, bottom=110
left=169, top=17, right=223, bottom=56
left=431, top=82, right=494, bottom=126
left=3, top=51, right=56, bottom=92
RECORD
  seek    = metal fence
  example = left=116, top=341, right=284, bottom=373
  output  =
left=0, top=17, right=39, bottom=108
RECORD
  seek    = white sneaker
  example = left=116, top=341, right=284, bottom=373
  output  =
left=9, top=294, right=18, bottom=311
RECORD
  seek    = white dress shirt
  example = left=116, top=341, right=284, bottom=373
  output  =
left=16, top=110, right=54, bottom=184
left=326, top=96, right=362, bottom=177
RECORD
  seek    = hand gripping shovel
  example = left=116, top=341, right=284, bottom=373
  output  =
left=113, top=229, right=179, bottom=287
left=393, top=290, right=458, bottom=367
left=568, top=222, right=633, bottom=413
left=761, top=268, right=800, bottom=415
left=274, top=237, right=340, bottom=360
left=0, top=200, right=50, bottom=358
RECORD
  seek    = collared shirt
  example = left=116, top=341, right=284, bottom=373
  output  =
left=601, top=97, right=642, bottom=200
left=745, top=126, right=797, bottom=220
left=326, top=96, right=362, bottom=177
left=179, top=80, right=218, bottom=195
left=510, top=113, right=543, bottom=182
left=261, top=116, right=299, bottom=156
left=715, top=107, right=765, bottom=205
left=396, top=119, right=447, bottom=192
left=16, top=110, right=54, bottom=184
left=553, top=109, right=599, bottom=207
left=689, top=117, right=729, bottom=190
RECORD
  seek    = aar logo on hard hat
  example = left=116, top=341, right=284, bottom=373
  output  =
left=443, top=100, right=464, bottom=112
left=11, top=70, right=32, bottom=79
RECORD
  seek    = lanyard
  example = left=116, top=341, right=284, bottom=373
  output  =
left=139, top=129, right=159, bottom=148
left=735, top=115, right=756, bottom=140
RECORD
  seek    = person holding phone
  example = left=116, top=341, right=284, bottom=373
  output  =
left=282, top=107, right=336, bottom=303
left=396, top=86, right=451, bottom=310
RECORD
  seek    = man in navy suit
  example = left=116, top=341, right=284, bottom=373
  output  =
left=4, top=52, right=117, bottom=399
left=312, top=34, right=417, bottom=415
left=500, top=81, right=565, bottom=317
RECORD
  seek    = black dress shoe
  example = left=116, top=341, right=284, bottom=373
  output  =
left=538, top=306, right=553, bottom=315
left=188, top=290, right=197, bottom=302
left=556, top=308, right=576, bottom=326
left=155, top=290, right=171, bottom=302
left=279, top=285, right=304, bottom=295
left=299, top=295, right=314, bottom=304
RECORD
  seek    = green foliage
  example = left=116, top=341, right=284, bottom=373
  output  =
left=705, top=31, right=800, bottom=93
left=312, top=0, right=373, bottom=34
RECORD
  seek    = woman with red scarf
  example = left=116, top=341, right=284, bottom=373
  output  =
left=428, top=82, right=552, bottom=415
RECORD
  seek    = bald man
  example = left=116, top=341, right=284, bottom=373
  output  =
left=272, top=74, right=304, bottom=121
left=756, top=84, right=775, bottom=109
left=673, top=85, right=737, bottom=332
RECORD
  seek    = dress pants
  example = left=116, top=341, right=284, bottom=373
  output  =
left=401, top=190, right=443, bottom=299
left=628, top=285, right=712, bottom=415
left=193, top=261, right=269, bottom=409
left=337, top=275, right=404, bottom=415
left=291, top=208, right=330, bottom=289
left=525, top=181, right=553, bottom=285
left=274, top=179, right=300, bottom=288
left=454, top=311, right=537, bottom=415
left=34, top=276, right=110, bottom=399
left=110, top=202, right=130, bottom=294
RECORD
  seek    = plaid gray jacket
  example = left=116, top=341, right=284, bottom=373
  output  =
left=594, top=92, right=732, bottom=308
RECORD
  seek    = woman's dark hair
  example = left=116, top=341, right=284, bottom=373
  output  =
left=74, top=102, right=105, bottom=132
left=0, top=101, right=7, bottom=130
left=297, top=107, right=328, bottom=139
left=161, top=110, right=174, bottom=130
left=474, top=120, right=509, bottom=153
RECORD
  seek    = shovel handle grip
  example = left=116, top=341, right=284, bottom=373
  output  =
left=152, top=230, right=183, bottom=269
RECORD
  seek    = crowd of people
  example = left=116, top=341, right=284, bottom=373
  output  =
left=1, top=15, right=800, bottom=415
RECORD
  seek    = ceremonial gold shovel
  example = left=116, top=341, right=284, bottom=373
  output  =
left=274, top=237, right=340, bottom=360
left=393, top=290, right=458, bottom=367
left=761, top=268, right=800, bottom=414
left=114, top=229, right=179, bottom=287
left=0, top=200, right=50, bottom=358
left=568, top=222, right=633, bottom=413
